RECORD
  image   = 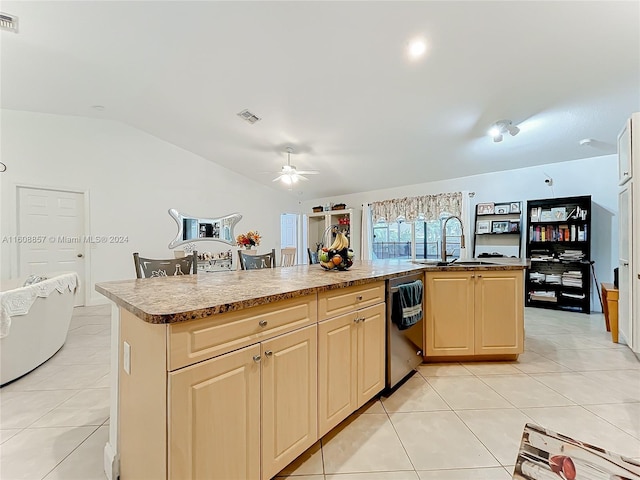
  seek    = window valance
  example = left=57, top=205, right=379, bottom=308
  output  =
left=370, top=192, right=462, bottom=224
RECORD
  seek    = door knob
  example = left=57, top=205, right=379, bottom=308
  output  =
left=253, top=354, right=261, bottom=363
left=77, top=253, right=83, bottom=258
left=264, top=350, right=273, bottom=357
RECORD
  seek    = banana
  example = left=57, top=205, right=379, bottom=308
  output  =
left=329, top=232, right=349, bottom=251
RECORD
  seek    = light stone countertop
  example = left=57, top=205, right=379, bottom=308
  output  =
left=95, top=258, right=528, bottom=324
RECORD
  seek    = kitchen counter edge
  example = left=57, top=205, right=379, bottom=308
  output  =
left=95, top=259, right=529, bottom=324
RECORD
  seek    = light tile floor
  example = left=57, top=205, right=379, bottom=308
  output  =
left=1, top=305, right=638, bottom=480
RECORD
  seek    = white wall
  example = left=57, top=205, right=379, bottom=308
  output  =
left=301, top=155, right=618, bottom=313
left=1, top=110, right=296, bottom=304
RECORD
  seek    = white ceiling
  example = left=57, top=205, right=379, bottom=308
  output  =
left=2, top=1, right=639, bottom=200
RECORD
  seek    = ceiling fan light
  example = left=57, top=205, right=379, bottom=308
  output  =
left=493, top=133, right=503, bottom=143
left=489, top=126, right=501, bottom=137
left=508, top=125, right=520, bottom=136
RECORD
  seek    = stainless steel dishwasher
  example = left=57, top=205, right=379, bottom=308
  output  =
left=386, top=273, right=424, bottom=390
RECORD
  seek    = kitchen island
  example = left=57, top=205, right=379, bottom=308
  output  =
left=96, top=258, right=527, bottom=480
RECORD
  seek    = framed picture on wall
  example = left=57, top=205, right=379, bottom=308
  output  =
left=495, top=204, right=510, bottom=215
left=510, top=202, right=521, bottom=213
left=509, top=221, right=520, bottom=232
left=476, top=220, right=490, bottom=234
left=477, top=203, right=495, bottom=215
left=492, top=221, right=510, bottom=233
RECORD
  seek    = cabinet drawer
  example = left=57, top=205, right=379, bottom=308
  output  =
left=169, top=294, right=317, bottom=371
left=317, top=281, right=384, bottom=321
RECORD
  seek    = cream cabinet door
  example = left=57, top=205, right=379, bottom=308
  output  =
left=261, top=325, right=318, bottom=480
left=425, top=272, right=475, bottom=356
left=168, top=343, right=261, bottom=480
left=356, top=303, right=386, bottom=407
left=318, top=313, right=358, bottom=437
left=474, top=271, right=524, bottom=355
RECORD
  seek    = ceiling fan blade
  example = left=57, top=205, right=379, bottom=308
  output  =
left=295, top=170, right=319, bottom=175
left=272, top=176, right=284, bottom=182
left=296, top=175, right=309, bottom=181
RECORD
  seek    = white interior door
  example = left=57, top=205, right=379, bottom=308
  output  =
left=280, top=213, right=297, bottom=248
left=17, top=187, right=86, bottom=306
left=619, top=183, right=632, bottom=347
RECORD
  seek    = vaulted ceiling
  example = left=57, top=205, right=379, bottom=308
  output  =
left=2, top=1, right=639, bottom=199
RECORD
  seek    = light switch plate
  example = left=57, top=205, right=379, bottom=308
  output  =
left=123, top=341, right=131, bottom=375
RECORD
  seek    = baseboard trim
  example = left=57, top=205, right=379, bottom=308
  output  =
left=104, top=441, right=119, bottom=480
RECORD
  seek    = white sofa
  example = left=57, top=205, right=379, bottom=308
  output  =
left=0, top=272, right=78, bottom=386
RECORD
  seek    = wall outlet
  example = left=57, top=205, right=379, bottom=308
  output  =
left=123, top=341, right=131, bottom=375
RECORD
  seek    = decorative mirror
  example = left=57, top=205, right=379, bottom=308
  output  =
left=168, top=208, right=242, bottom=248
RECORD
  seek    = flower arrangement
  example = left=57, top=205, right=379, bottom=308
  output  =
left=236, top=230, right=261, bottom=247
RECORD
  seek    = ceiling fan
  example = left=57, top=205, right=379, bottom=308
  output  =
left=272, top=147, right=319, bottom=185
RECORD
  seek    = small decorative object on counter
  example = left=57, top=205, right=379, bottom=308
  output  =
left=236, top=231, right=261, bottom=248
left=332, top=203, right=346, bottom=210
left=318, top=232, right=354, bottom=270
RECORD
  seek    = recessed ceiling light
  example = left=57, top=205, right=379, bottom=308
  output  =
left=408, top=39, right=427, bottom=59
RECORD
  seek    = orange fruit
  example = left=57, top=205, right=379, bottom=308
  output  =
left=332, top=254, right=342, bottom=265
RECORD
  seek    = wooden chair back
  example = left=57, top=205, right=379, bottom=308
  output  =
left=133, top=251, right=198, bottom=278
left=238, top=249, right=276, bottom=270
left=280, top=247, right=297, bottom=267
left=307, top=248, right=319, bottom=265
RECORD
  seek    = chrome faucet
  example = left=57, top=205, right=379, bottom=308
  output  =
left=441, top=215, right=466, bottom=262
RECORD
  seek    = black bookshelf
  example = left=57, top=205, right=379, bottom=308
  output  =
left=525, top=195, right=591, bottom=313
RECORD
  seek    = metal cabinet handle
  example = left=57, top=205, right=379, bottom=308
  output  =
left=470, top=274, right=475, bottom=278
left=77, top=253, right=84, bottom=258
left=258, top=320, right=268, bottom=327
left=624, top=171, right=629, bottom=176
left=264, top=350, right=273, bottom=357
left=354, top=317, right=360, bottom=323
left=416, top=350, right=423, bottom=356
left=623, top=262, right=629, bottom=267
left=253, top=354, right=261, bottom=363
left=477, top=274, right=483, bottom=278
left=356, top=295, right=363, bottom=301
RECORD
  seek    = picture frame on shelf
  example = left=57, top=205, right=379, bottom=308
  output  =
left=509, top=221, right=520, bottom=232
left=495, top=204, right=510, bottom=215
left=476, top=220, right=491, bottom=234
left=510, top=202, right=521, bottom=213
left=551, top=207, right=566, bottom=221
left=477, top=203, right=495, bottom=215
left=539, top=209, right=554, bottom=222
left=492, top=221, right=510, bottom=233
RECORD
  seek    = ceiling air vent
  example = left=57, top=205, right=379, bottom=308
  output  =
left=237, top=109, right=261, bottom=125
left=0, top=13, right=18, bottom=33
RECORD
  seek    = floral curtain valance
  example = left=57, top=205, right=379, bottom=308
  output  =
left=370, top=192, right=462, bottom=224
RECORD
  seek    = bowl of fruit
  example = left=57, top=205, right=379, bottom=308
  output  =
left=318, top=232, right=354, bottom=270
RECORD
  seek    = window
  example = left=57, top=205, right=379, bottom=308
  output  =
left=372, top=212, right=463, bottom=261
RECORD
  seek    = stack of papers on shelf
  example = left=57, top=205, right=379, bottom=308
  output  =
left=529, top=272, right=546, bottom=283
left=558, top=250, right=585, bottom=261
left=562, top=271, right=583, bottom=287
left=560, top=292, right=586, bottom=299
left=545, top=274, right=562, bottom=284
left=531, top=253, right=554, bottom=261
left=530, top=291, right=557, bottom=302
